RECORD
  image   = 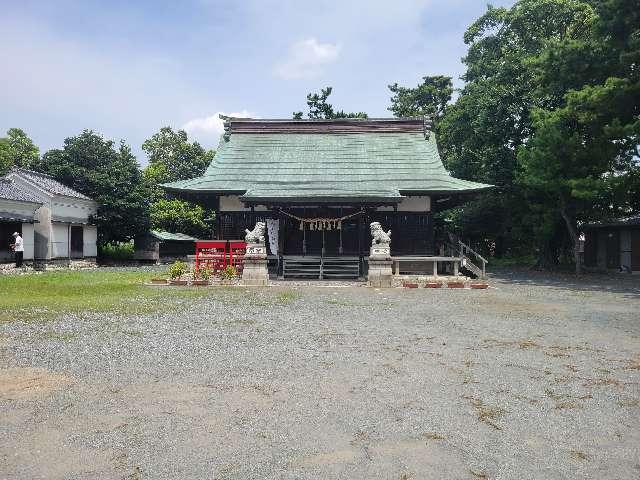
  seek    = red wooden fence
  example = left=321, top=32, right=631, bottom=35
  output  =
left=195, top=240, right=246, bottom=273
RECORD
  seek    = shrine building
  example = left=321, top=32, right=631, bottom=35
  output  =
left=163, top=116, right=491, bottom=279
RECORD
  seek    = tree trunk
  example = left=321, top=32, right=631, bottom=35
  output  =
left=559, top=207, right=582, bottom=275
left=533, top=218, right=564, bottom=271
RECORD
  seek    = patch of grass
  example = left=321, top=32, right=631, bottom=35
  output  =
left=424, top=432, right=445, bottom=441
left=518, top=340, right=540, bottom=349
left=482, top=338, right=540, bottom=350
left=275, top=290, right=299, bottom=303
left=624, top=359, right=640, bottom=370
left=469, top=469, right=489, bottom=479
left=463, top=395, right=506, bottom=431
left=40, top=331, right=79, bottom=342
left=0, top=270, right=214, bottom=322
left=555, top=401, right=581, bottom=410
left=569, top=450, right=589, bottom=461
left=582, top=377, right=622, bottom=388
left=226, top=319, right=257, bottom=326
left=326, top=299, right=354, bottom=306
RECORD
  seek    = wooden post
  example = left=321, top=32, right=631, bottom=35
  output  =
left=433, top=260, right=438, bottom=277
left=453, top=260, right=459, bottom=276
left=302, top=207, right=307, bottom=256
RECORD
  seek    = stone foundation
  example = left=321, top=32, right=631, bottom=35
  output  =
left=368, top=259, right=393, bottom=288
left=241, top=243, right=269, bottom=286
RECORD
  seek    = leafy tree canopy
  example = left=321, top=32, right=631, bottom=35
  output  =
left=149, top=198, right=208, bottom=238
left=388, top=76, right=453, bottom=120
left=142, top=127, right=214, bottom=198
left=428, top=0, right=637, bottom=269
left=35, top=130, right=149, bottom=245
left=142, top=127, right=215, bottom=237
left=0, top=128, right=39, bottom=174
left=293, top=87, right=368, bottom=119
left=517, top=0, right=640, bottom=272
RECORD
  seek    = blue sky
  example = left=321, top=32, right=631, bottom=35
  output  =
left=0, top=0, right=515, bottom=163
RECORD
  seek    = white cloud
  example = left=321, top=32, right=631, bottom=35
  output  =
left=274, top=38, right=341, bottom=80
left=182, top=110, right=253, bottom=145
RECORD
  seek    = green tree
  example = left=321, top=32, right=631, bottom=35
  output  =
left=518, top=0, right=640, bottom=273
left=142, top=127, right=214, bottom=200
left=0, top=128, right=39, bottom=173
left=293, top=87, right=368, bottom=119
left=35, top=130, right=149, bottom=245
left=0, top=138, right=11, bottom=175
left=388, top=76, right=453, bottom=120
left=434, top=0, right=602, bottom=266
left=149, top=199, right=208, bottom=238
left=142, top=127, right=215, bottom=238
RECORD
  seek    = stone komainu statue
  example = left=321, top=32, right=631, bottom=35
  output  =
left=245, top=222, right=266, bottom=244
left=370, top=222, right=391, bottom=246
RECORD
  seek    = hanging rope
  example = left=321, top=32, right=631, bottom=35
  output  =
left=278, top=209, right=363, bottom=231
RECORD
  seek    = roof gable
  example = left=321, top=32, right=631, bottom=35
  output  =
left=163, top=117, right=491, bottom=202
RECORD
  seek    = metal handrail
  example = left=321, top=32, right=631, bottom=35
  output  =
left=459, top=240, right=488, bottom=265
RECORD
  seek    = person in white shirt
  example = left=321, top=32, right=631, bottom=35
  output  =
left=11, top=232, right=24, bottom=267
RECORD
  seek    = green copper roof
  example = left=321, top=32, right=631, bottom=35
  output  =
left=150, top=230, right=197, bottom=241
left=163, top=117, right=491, bottom=203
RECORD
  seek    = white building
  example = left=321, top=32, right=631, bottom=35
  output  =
left=0, top=168, right=98, bottom=264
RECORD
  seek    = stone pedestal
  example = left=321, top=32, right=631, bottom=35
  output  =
left=241, top=243, right=269, bottom=286
left=368, top=245, right=392, bottom=288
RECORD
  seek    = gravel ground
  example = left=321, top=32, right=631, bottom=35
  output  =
left=1, top=269, right=639, bottom=479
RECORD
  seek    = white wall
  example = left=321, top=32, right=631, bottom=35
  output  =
left=377, top=196, right=431, bottom=212
left=0, top=198, right=41, bottom=219
left=51, top=199, right=98, bottom=222
left=21, top=223, right=34, bottom=260
left=83, top=225, right=98, bottom=257
left=219, top=195, right=268, bottom=211
left=51, top=223, right=69, bottom=258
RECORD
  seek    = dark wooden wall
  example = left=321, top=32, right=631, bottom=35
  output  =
left=216, top=209, right=434, bottom=257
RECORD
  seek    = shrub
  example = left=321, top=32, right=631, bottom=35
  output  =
left=193, top=264, right=213, bottom=281
left=218, top=265, right=238, bottom=280
left=168, top=260, right=188, bottom=280
left=98, top=242, right=134, bottom=261
left=199, top=265, right=213, bottom=281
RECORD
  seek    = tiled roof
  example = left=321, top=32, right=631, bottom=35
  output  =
left=0, top=178, right=42, bottom=204
left=162, top=117, right=492, bottom=203
left=11, top=168, right=92, bottom=200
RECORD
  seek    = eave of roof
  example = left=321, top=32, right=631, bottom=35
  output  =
left=0, top=211, right=37, bottom=223
left=583, top=214, right=640, bottom=229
